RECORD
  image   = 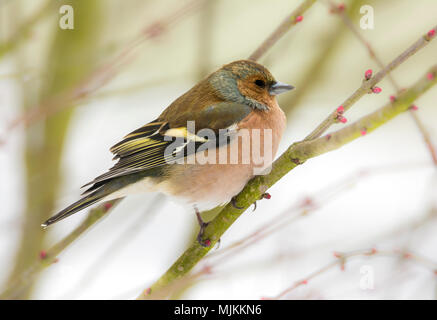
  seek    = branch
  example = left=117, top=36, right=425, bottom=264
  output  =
left=305, top=25, right=437, bottom=140
left=0, top=199, right=121, bottom=299
left=1, top=0, right=205, bottom=138
left=63, top=196, right=164, bottom=298
left=207, top=161, right=430, bottom=265
left=328, top=1, right=437, bottom=165
left=5, top=1, right=434, bottom=299
left=268, top=247, right=437, bottom=299
left=280, top=0, right=368, bottom=114
left=0, top=0, right=54, bottom=58
left=1, top=1, right=316, bottom=299
left=138, top=65, right=437, bottom=299
left=248, top=0, right=317, bottom=61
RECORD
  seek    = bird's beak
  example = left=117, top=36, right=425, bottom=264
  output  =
left=269, top=81, right=295, bottom=96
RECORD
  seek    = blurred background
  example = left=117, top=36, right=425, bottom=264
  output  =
left=1, top=0, right=437, bottom=299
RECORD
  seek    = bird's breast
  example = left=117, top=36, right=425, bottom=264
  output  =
left=155, top=104, right=286, bottom=209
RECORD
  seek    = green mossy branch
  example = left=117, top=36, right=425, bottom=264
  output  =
left=138, top=65, right=437, bottom=299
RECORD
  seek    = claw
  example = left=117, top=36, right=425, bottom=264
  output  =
left=252, top=201, right=257, bottom=211
left=251, top=193, right=271, bottom=212
left=216, top=238, right=221, bottom=250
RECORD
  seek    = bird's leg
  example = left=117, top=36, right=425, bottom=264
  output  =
left=195, top=207, right=211, bottom=247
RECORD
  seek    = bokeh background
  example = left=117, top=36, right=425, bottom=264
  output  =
left=1, top=0, right=437, bottom=299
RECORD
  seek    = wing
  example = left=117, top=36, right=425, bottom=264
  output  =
left=81, top=102, right=252, bottom=193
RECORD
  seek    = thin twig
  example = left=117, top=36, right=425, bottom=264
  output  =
left=280, top=0, right=367, bottom=114
left=1, top=0, right=206, bottom=138
left=328, top=0, right=437, bottom=165
left=305, top=24, right=437, bottom=141
left=248, top=0, right=317, bottom=61
left=62, top=196, right=164, bottom=299
left=270, top=248, right=437, bottom=299
left=0, top=0, right=54, bottom=58
left=207, top=162, right=431, bottom=265
left=0, top=199, right=121, bottom=299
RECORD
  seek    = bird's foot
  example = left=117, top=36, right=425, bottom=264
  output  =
left=261, top=192, right=271, bottom=200
left=195, top=208, right=211, bottom=247
left=251, top=193, right=272, bottom=211
left=216, top=238, right=221, bottom=250
left=231, top=196, right=244, bottom=210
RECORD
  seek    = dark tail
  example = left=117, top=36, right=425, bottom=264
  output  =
left=42, top=170, right=153, bottom=228
left=41, top=190, right=107, bottom=228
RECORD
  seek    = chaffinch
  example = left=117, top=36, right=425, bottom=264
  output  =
left=42, top=60, right=294, bottom=244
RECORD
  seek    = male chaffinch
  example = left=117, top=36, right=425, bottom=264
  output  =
left=42, top=60, right=294, bottom=244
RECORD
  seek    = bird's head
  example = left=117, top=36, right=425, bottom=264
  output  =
left=209, top=60, right=294, bottom=110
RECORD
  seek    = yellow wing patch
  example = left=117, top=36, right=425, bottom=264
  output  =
left=164, top=127, right=208, bottom=142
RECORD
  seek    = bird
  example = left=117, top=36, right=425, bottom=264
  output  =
left=42, top=60, right=294, bottom=245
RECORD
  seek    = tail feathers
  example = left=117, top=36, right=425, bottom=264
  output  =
left=41, top=193, right=104, bottom=228
left=42, top=171, right=148, bottom=228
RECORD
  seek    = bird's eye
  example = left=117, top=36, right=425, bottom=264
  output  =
left=254, top=79, right=266, bottom=88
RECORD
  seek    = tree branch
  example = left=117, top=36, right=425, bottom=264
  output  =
left=4, top=2, right=434, bottom=300
left=269, top=247, right=437, bottom=299
left=0, top=199, right=121, bottom=299
left=280, top=0, right=368, bottom=114
left=328, top=0, right=437, bottom=165
left=138, top=65, right=437, bottom=299
left=0, top=0, right=54, bottom=59
left=1, top=1, right=320, bottom=298
left=1, top=0, right=206, bottom=137
left=305, top=25, right=437, bottom=140
left=248, top=0, right=317, bottom=61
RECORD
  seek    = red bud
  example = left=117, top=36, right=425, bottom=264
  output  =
left=39, top=250, right=47, bottom=259
left=103, top=202, right=113, bottom=211
left=372, top=86, right=382, bottom=94
left=365, top=69, right=373, bottom=80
